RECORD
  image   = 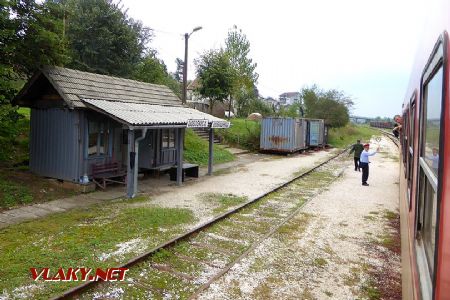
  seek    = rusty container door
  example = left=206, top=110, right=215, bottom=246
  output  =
left=260, top=117, right=304, bottom=152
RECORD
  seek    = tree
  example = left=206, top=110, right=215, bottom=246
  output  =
left=301, top=85, right=351, bottom=127
left=133, top=52, right=170, bottom=85
left=1, top=0, right=69, bottom=161
left=64, top=0, right=151, bottom=77
left=224, top=25, right=259, bottom=116
left=195, top=49, right=235, bottom=114
left=173, top=57, right=184, bottom=83
left=132, top=52, right=181, bottom=98
left=1, top=0, right=68, bottom=100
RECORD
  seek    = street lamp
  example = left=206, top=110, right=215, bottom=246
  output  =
left=182, top=26, right=202, bottom=105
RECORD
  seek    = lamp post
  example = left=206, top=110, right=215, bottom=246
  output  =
left=182, top=26, right=202, bottom=105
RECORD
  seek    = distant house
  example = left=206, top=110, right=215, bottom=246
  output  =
left=263, top=97, right=278, bottom=106
left=14, top=66, right=228, bottom=197
left=279, top=92, right=301, bottom=106
left=186, top=79, right=227, bottom=117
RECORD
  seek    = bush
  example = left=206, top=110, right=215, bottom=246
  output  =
left=328, top=124, right=377, bottom=148
left=184, top=129, right=235, bottom=166
left=0, top=105, right=29, bottom=163
left=216, top=118, right=260, bottom=151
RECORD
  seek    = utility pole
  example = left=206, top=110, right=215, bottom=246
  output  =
left=182, top=26, right=202, bottom=105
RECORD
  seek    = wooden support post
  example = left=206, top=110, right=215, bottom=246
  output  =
left=208, top=127, right=213, bottom=175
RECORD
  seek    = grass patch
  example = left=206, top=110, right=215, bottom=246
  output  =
left=0, top=175, right=33, bottom=208
left=0, top=204, right=195, bottom=298
left=361, top=279, right=381, bottom=300
left=216, top=118, right=261, bottom=151
left=379, top=233, right=396, bottom=249
left=184, top=129, right=235, bottom=166
left=313, top=257, right=328, bottom=268
left=383, top=210, right=398, bottom=221
left=199, top=192, right=248, bottom=214
left=277, top=213, right=312, bottom=239
left=328, top=124, right=378, bottom=148
left=0, top=169, right=77, bottom=210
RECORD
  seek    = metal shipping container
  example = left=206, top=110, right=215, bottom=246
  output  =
left=260, top=117, right=308, bottom=152
left=306, top=119, right=325, bottom=147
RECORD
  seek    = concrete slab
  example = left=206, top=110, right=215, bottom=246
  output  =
left=34, top=203, right=66, bottom=213
left=225, top=147, right=251, bottom=155
left=21, top=206, right=52, bottom=217
left=1, top=210, right=37, bottom=222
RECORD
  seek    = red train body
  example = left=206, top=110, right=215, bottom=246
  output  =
left=400, top=1, right=450, bottom=299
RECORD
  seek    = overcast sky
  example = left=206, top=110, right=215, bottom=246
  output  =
left=120, top=0, right=426, bottom=118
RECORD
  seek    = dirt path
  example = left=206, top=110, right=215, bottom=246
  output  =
left=197, top=137, right=401, bottom=300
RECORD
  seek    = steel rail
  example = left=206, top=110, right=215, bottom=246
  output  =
left=54, top=147, right=349, bottom=299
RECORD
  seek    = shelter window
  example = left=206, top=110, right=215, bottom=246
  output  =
left=162, top=129, right=176, bottom=149
left=88, top=120, right=110, bottom=157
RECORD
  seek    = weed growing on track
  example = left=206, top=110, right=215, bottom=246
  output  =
left=199, top=192, right=248, bottom=214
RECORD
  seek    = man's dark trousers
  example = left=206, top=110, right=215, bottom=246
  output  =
left=360, top=162, right=369, bottom=184
left=354, top=157, right=360, bottom=171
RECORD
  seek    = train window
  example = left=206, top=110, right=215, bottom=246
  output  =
left=423, top=67, right=442, bottom=174
left=407, top=96, right=416, bottom=209
left=402, top=110, right=408, bottom=171
left=416, top=38, right=445, bottom=296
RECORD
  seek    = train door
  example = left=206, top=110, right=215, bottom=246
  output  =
left=415, top=37, right=446, bottom=300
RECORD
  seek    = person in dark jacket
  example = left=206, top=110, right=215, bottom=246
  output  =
left=349, top=140, right=364, bottom=171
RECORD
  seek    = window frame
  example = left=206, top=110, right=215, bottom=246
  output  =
left=161, top=129, right=176, bottom=150
left=415, top=34, right=447, bottom=300
left=86, top=118, right=112, bottom=159
left=408, top=93, right=417, bottom=210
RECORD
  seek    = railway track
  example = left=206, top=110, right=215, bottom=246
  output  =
left=55, top=149, right=351, bottom=299
left=375, top=128, right=400, bottom=148
left=56, top=133, right=400, bottom=300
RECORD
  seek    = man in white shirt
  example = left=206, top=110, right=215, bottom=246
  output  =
left=359, top=143, right=380, bottom=186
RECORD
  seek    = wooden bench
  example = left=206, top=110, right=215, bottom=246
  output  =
left=91, top=162, right=127, bottom=189
left=169, top=163, right=199, bottom=182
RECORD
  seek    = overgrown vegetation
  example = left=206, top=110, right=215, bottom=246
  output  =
left=216, top=118, right=260, bottom=150
left=184, top=129, right=235, bottom=166
left=0, top=175, right=33, bottom=208
left=199, top=192, right=248, bottom=214
left=0, top=108, right=29, bottom=164
left=328, top=124, right=377, bottom=148
left=0, top=201, right=196, bottom=298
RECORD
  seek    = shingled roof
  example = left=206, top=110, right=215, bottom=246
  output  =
left=15, top=66, right=182, bottom=108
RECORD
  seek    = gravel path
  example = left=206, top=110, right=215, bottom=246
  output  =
left=137, top=149, right=337, bottom=224
left=197, top=137, right=401, bottom=300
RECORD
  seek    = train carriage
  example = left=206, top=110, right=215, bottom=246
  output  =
left=399, top=0, right=450, bottom=299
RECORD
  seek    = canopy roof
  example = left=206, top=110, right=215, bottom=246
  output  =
left=83, top=98, right=227, bottom=127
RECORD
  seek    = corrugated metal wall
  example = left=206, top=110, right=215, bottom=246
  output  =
left=308, top=119, right=325, bottom=146
left=260, top=118, right=307, bottom=152
left=30, top=108, right=80, bottom=182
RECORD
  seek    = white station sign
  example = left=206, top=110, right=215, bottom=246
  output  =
left=211, top=121, right=231, bottom=128
left=187, top=119, right=208, bottom=128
